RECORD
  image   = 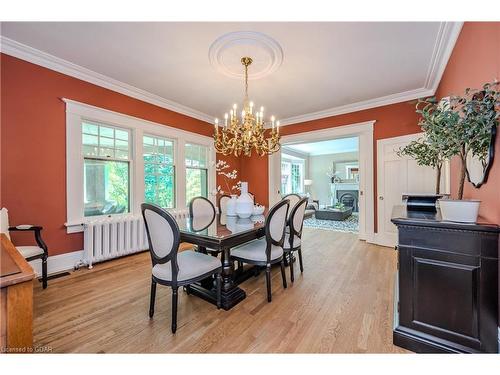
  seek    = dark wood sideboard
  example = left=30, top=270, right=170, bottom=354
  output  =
left=391, top=206, right=499, bottom=353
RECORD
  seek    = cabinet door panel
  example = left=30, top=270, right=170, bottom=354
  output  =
left=399, top=247, right=481, bottom=349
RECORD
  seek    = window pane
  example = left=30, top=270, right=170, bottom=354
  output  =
left=115, top=129, right=129, bottom=141
left=185, top=143, right=208, bottom=168
left=81, top=122, right=130, bottom=160
left=84, top=159, right=129, bottom=217
left=100, top=126, right=114, bottom=138
left=82, top=123, right=98, bottom=135
left=186, top=167, right=208, bottom=205
left=143, top=135, right=175, bottom=208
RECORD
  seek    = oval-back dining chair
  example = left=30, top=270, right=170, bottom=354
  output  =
left=141, top=203, right=222, bottom=333
left=283, top=197, right=308, bottom=282
left=230, top=199, right=290, bottom=302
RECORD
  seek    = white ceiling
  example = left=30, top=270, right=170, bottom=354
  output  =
left=283, top=137, right=359, bottom=156
left=0, top=22, right=462, bottom=125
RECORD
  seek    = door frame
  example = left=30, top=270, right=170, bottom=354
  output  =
left=376, top=133, right=451, bottom=247
left=268, top=120, right=375, bottom=241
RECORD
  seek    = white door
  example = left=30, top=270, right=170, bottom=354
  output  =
left=268, top=151, right=282, bottom=207
left=376, top=134, right=450, bottom=247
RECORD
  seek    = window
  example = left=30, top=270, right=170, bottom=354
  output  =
left=143, top=135, right=175, bottom=208
left=291, top=163, right=303, bottom=193
left=281, top=158, right=304, bottom=195
left=66, top=100, right=216, bottom=233
left=82, top=121, right=131, bottom=217
left=185, top=143, right=208, bottom=205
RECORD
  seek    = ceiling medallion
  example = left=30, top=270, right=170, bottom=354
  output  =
left=213, top=56, right=280, bottom=157
left=209, top=31, right=284, bottom=80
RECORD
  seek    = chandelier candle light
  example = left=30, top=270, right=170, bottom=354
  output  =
left=214, top=57, right=281, bottom=157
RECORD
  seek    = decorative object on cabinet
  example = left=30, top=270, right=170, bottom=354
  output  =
left=400, top=81, right=499, bottom=223
left=391, top=206, right=498, bottom=353
left=402, top=194, right=446, bottom=212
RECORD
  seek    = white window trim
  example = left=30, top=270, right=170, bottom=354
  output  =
left=64, top=99, right=216, bottom=233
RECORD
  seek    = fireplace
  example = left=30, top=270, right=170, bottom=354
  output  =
left=336, top=190, right=358, bottom=212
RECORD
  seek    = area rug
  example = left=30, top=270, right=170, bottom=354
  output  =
left=303, top=213, right=359, bottom=233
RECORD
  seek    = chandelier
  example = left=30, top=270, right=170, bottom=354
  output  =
left=213, top=57, right=281, bottom=157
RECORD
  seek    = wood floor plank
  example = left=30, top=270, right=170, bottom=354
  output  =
left=32, top=229, right=409, bottom=353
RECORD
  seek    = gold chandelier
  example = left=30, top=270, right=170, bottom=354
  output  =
left=213, top=57, right=281, bottom=157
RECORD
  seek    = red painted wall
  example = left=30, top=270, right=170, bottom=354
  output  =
left=435, top=22, right=500, bottom=224
left=240, top=101, right=421, bottom=230
left=0, top=54, right=238, bottom=255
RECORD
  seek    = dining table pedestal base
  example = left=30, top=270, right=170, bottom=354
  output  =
left=186, top=283, right=246, bottom=311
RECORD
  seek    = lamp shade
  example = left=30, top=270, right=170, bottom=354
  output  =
left=304, top=179, right=313, bottom=186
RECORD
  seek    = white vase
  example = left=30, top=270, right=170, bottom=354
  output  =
left=226, top=195, right=238, bottom=216
left=439, top=199, right=481, bottom=223
left=236, top=182, right=253, bottom=219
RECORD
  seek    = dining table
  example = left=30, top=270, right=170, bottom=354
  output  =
left=176, top=211, right=268, bottom=310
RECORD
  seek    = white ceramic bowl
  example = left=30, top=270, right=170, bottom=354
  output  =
left=252, top=205, right=265, bottom=215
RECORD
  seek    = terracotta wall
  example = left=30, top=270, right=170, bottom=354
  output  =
left=240, top=101, right=421, bottom=229
left=0, top=54, right=238, bottom=255
left=241, top=22, right=500, bottom=227
left=435, top=22, right=500, bottom=224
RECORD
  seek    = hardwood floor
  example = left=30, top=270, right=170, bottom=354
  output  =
left=32, top=229, right=409, bottom=353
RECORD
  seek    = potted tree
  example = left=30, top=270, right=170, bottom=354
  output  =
left=438, top=81, right=500, bottom=222
left=397, top=96, right=458, bottom=210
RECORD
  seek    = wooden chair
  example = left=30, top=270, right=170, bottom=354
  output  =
left=230, top=199, right=290, bottom=302
left=1, top=208, right=49, bottom=289
left=283, top=197, right=308, bottom=282
left=141, top=203, right=222, bottom=334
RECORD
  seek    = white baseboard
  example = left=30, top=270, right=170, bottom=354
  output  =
left=28, top=250, right=84, bottom=277
left=366, top=233, right=395, bottom=248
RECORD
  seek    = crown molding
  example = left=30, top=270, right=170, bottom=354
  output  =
left=424, top=22, right=463, bottom=92
left=278, top=21, right=463, bottom=127
left=278, top=87, right=432, bottom=126
left=1, top=22, right=463, bottom=128
left=0, top=36, right=214, bottom=124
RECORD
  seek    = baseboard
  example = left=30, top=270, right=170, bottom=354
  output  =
left=28, top=250, right=84, bottom=277
left=366, top=233, right=395, bottom=248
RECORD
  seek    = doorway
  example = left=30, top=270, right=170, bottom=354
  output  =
left=268, top=121, right=375, bottom=241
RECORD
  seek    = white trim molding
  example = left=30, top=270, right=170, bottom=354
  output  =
left=29, top=250, right=84, bottom=277
left=268, top=120, right=375, bottom=241
left=278, top=22, right=463, bottom=127
left=0, top=36, right=213, bottom=124
left=1, top=23, right=463, bottom=128
left=64, top=99, right=216, bottom=233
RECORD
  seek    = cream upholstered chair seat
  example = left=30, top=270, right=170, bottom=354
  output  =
left=16, top=245, right=45, bottom=258
left=283, top=234, right=301, bottom=249
left=152, top=250, right=221, bottom=282
left=231, top=239, right=283, bottom=262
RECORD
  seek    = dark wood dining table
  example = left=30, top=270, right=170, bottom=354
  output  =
left=176, top=212, right=267, bottom=310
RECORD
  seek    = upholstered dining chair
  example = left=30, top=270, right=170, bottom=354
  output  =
left=217, top=194, right=231, bottom=214
left=0, top=208, right=49, bottom=289
left=283, top=197, right=308, bottom=282
left=230, top=199, right=290, bottom=302
left=282, top=193, right=301, bottom=226
left=141, top=203, right=222, bottom=334
left=188, top=196, right=217, bottom=254
left=189, top=196, right=216, bottom=218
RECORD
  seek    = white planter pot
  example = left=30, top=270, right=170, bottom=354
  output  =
left=438, top=199, right=481, bottom=223
left=236, top=182, right=253, bottom=219
left=226, top=195, right=238, bottom=216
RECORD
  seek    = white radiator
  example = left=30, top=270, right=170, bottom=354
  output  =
left=82, top=209, right=190, bottom=269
